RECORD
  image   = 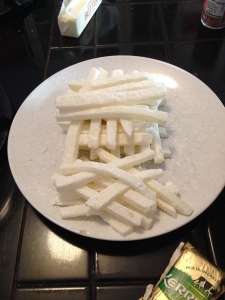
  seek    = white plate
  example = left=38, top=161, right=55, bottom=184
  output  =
left=8, top=56, right=225, bottom=241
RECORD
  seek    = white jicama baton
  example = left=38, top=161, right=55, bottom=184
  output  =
left=60, top=161, right=154, bottom=200
left=104, top=201, right=142, bottom=227
left=85, top=180, right=156, bottom=211
left=120, top=118, right=133, bottom=137
left=60, top=185, right=143, bottom=228
left=147, top=180, right=193, bottom=216
left=62, top=120, right=83, bottom=163
left=55, top=87, right=167, bottom=109
left=150, top=122, right=164, bottom=164
left=100, top=212, right=134, bottom=237
left=59, top=122, right=149, bottom=135
left=120, top=190, right=156, bottom=215
left=60, top=204, right=134, bottom=237
left=96, top=149, right=193, bottom=217
left=51, top=67, right=194, bottom=237
left=96, top=148, right=155, bottom=169
left=56, top=105, right=168, bottom=125
left=56, top=152, right=157, bottom=214
left=86, top=79, right=163, bottom=93
left=54, top=168, right=157, bottom=215
left=156, top=198, right=177, bottom=218
left=88, top=119, right=102, bottom=149
left=61, top=149, right=155, bottom=174
left=112, top=69, right=134, bottom=139
left=79, top=132, right=153, bottom=148
left=106, top=118, right=117, bottom=150
left=54, top=172, right=100, bottom=192
left=96, top=209, right=135, bottom=236
left=82, top=71, right=154, bottom=91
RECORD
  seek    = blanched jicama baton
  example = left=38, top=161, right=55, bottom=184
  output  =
left=52, top=67, right=194, bottom=237
left=96, top=149, right=193, bottom=216
left=88, top=119, right=102, bottom=149
left=80, top=71, right=157, bottom=91
left=60, top=160, right=154, bottom=200
left=62, top=120, right=83, bottom=163
left=79, top=132, right=153, bottom=148
left=56, top=87, right=167, bottom=110
left=61, top=149, right=155, bottom=173
left=56, top=105, right=168, bottom=125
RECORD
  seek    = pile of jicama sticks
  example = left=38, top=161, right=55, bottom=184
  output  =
left=51, top=67, right=193, bottom=237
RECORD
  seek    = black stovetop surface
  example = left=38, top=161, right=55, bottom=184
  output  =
left=0, top=1, right=225, bottom=299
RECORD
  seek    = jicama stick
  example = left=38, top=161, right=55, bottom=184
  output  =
left=149, top=103, right=164, bottom=164
left=140, top=215, right=154, bottom=230
left=60, top=149, right=154, bottom=175
left=120, top=118, right=133, bottom=137
left=85, top=179, right=156, bottom=211
left=64, top=122, right=148, bottom=135
left=60, top=204, right=134, bottom=236
left=97, top=148, right=155, bottom=169
left=156, top=198, right=177, bottom=218
left=79, top=132, right=153, bottom=148
left=70, top=186, right=143, bottom=227
left=105, top=201, right=142, bottom=227
left=57, top=189, right=82, bottom=202
left=52, top=197, right=84, bottom=206
left=88, top=79, right=163, bottom=93
left=98, top=67, right=108, bottom=79
left=55, top=172, right=100, bottom=192
left=96, top=149, right=193, bottom=217
left=88, top=119, right=102, bottom=149
left=139, top=169, right=164, bottom=181
left=56, top=87, right=167, bottom=110
left=100, top=212, right=134, bottom=236
left=60, top=203, right=93, bottom=218
left=95, top=176, right=156, bottom=215
left=164, top=182, right=180, bottom=195
left=83, top=71, right=153, bottom=91
left=60, top=161, right=154, bottom=200
left=147, top=179, right=193, bottom=216
left=90, top=148, right=98, bottom=160
left=111, top=146, right=120, bottom=158
left=68, top=80, right=85, bottom=92
left=151, top=122, right=164, bottom=164
left=158, top=126, right=168, bottom=138
left=106, top=118, right=117, bottom=150
left=56, top=105, right=168, bottom=125
left=85, top=181, right=131, bottom=210
left=79, top=67, right=100, bottom=92
left=112, top=69, right=123, bottom=77
left=162, top=147, right=171, bottom=158
left=54, top=167, right=157, bottom=214
left=119, top=189, right=156, bottom=215
left=62, top=120, right=83, bottom=163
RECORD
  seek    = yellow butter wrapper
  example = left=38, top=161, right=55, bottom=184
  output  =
left=58, top=0, right=102, bottom=38
left=142, top=242, right=225, bottom=300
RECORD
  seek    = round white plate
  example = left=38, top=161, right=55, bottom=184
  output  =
left=8, top=56, right=225, bottom=241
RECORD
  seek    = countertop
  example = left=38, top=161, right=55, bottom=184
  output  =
left=0, top=0, right=225, bottom=299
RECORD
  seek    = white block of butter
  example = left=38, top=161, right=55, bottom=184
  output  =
left=58, top=0, right=102, bottom=38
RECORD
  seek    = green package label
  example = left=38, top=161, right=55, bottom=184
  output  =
left=143, top=243, right=225, bottom=300
left=158, top=266, right=215, bottom=300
